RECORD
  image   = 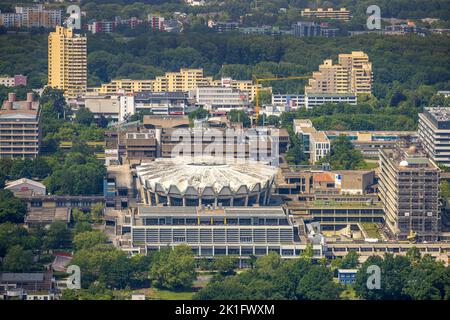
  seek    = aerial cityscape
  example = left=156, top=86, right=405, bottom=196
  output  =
left=0, top=0, right=449, bottom=309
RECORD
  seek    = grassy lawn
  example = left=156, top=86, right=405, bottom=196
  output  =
left=360, top=222, right=382, bottom=239
left=141, top=288, right=196, bottom=300
left=360, top=161, right=379, bottom=170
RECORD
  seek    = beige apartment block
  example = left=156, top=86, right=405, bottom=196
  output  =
left=48, top=26, right=87, bottom=99
left=93, top=69, right=268, bottom=101
left=305, top=51, right=372, bottom=95
left=301, top=8, right=351, bottom=21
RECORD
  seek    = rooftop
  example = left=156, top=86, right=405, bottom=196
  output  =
left=136, top=156, right=277, bottom=194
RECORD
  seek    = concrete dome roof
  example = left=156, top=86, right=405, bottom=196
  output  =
left=136, top=157, right=277, bottom=195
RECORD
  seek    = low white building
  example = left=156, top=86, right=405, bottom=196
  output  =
left=272, top=93, right=357, bottom=109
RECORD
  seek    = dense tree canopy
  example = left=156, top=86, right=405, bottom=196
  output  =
left=195, top=252, right=341, bottom=300
left=320, top=135, right=365, bottom=170
left=0, top=190, right=27, bottom=224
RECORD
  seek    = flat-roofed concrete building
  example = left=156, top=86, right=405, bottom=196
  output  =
left=195, top=86, right=249, bottom=113
left=83, top=94, right=121, bottom=122
left=379, top=147, right=440, bottom=241
left=326, top=130, right=418, bottom=159
left=294, top=119, right=330, bottom=163
left=418, top=107, right=450, bottom=167
left=301, top=8, right=350, bottom=21
left=272, top=93, right=357, bottom=110
left=0, top=92, right=41, bottom=159
left=133, top=92, right=189, bottom=115
left=120, top=206, right=324, bottom=262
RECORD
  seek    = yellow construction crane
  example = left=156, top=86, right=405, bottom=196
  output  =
left=253, top=75, right=311, bottom=122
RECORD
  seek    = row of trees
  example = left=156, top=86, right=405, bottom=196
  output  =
left=195, top=251, right=341, bottom=300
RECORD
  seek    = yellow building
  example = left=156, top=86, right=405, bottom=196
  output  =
left=301, top=8, right=350, bottom=21
left=93, top=68, right=268, bottom=101
left=48, top=26, right=87, bottom=99
left=305, top=51, right=372, bottom=95
left=94, top=79, right=154, bottom=94
left=155, top=68, right=213, bottom=92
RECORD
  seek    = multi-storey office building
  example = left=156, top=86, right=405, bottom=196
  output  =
left=305, top=51, right=372, bottom=95
left=195, top=87, right=249, bottom=113
left=326, top=130, right=418, bottom=159
left=294, top=119, right=330, bottom=163
left=123, top=206, right=324, bottom=261
left=379, top=148, right=441, bottom=241
left=133, top=92, right=189, bottom=115
left=48, top=27, right=87, bottom=99
left=301, top=8, right=351, bottom=21
left=292, top=21, right=321, bottom=37
left=0, top=93, right=41, bottom=159
left=272, top=93, right=357, bottom=110
left=418, top=107, right=450, bottom=167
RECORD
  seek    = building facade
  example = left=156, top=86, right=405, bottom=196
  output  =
left=305, top=51, right=372, bottom=95
left=0, top=92, right=41, bottom=159
left=195, top=87, right=249, bottom=113
left=379, top=148, right=440, bottom=241
left=122, top=206, right=323, bottom=262
left=418, top=107, right=450, bottom=167
left=0, top=75, right=27, bottom=87
left=301, top=8, right=350, bottom=21
left=294, top=119, right=330, bottom=163
left=292, top=21, right=321, bottom=37
left=0, top=5, right=61, bottom=28
left=48, top=26, right=87, bottom=99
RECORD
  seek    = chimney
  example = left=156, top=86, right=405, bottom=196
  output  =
left=26, top=93, right=34, bottom=110
left=8, top=92, right=16, bottom=102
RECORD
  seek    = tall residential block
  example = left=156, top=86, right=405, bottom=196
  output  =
left=418, top=107, right=450, bottom=167
left=379, top=147, right=440, bottom=242
left=305, top=51, right=372, bottom=95
left=48, top=26, right=87, bottom=99
left=0, top=92, right=41, bottom=159
left=0, top=5, right=62, bottom=28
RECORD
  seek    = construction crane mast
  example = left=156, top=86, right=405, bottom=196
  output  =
left=252, top=75, right=311, bottom=123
